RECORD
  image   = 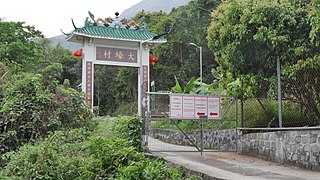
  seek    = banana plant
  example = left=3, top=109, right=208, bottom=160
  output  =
left=171, top=75, right=215, bottom=95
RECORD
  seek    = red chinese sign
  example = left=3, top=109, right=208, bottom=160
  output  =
left=86, top=61, right=93, bottom=107
left=96, top=46, right=137, bottom=63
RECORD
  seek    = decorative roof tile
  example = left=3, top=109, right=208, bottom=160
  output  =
left=66, top=11, right=167, bottom=43
left=67, top=24, right=166, bottom=43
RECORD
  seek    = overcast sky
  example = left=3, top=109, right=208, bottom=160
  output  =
left=1, top=0, right=142, bottom=38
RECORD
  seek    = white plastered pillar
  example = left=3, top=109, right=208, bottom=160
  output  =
left=82, top=39, right=95, bottom=110
left=138, top=43, right=150, bottom=116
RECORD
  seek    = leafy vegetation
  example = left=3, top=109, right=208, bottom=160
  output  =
left=0, top=0, right=319, bottom=178
left=207, top=0, right=320, bottom=125
left=0, top=21, right=193, bottom=175
left=0, top=19, right=94, bottom=154
left=0, top=117, right=196, bottom=179
left=0, top=20, right=43, bottom=73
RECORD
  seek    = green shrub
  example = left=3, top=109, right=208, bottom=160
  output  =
left=0, top=66, right=95, bottom=154
left=1, top=117, right=191, bottom=179
left=117, top=158, right=183, bottom=180
left=97, top=116, right=143, bottom=151
left=113, top=100, right=138, bottom=116
left=49, top=85, right=95, bottom=130
left=1, top=128, right=97, bottom=179
left=0, top=73, right=53, bottom=153
left=86, top=136, right=144, bottom=177
left=112, top=116, right=143, bottom=151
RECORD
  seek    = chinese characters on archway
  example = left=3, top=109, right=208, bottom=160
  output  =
left=86, top=62, right=93, bottom=105
left=96, top=46, right=138, bottom=63
left=143, top=66, right=148, bottom=92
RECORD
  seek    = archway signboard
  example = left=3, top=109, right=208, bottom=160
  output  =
left=66, top=12, right=166, bottom=115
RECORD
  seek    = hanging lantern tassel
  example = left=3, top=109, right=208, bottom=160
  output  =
left=149, top=55, right=158, bottom=65
left=73, top=49, right=83, bottom=60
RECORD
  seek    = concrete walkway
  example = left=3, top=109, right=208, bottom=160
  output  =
left=148, top=136, right=320, bottom=180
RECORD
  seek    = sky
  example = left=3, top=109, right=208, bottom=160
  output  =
left=1, top=0, right=142, bottom=38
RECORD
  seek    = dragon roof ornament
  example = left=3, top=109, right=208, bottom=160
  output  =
left=85, top=11, right=147, bottom=30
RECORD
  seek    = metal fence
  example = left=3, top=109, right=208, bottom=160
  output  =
left=240, top=59, right=320, bottom=129
left=144, top=92, right=238, bottom=153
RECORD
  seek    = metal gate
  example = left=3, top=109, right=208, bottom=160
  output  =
left=143, top=92, right=238, bottom=154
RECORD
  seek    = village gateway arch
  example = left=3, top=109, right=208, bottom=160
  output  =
left=66, top=12, right=166, bottom=115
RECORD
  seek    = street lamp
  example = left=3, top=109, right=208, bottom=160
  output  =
left=189, top=43, right=203, bottom=83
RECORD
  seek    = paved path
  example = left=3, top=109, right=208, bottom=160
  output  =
left=148, top=136, right=320, bottom=180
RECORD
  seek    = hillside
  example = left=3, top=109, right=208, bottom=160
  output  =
left=50, top=0, right=190, bottom=50
left=120, top=0, right=190, bottom=19
left=50, top=34, right=82, bottom=50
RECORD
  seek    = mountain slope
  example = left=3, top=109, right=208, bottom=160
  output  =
left=50, top=34, right=82, bottom=50
left=120, top=0, right=190, bottom=19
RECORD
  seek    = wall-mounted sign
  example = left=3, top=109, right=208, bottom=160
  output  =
left=96, top=46, right=138, bottom=65
left=170, top=94, right=221, bottom=120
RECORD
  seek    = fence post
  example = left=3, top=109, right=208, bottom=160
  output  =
left=240, top=75, right=244, bottom=127
left=235, top=97, right=239, bottom=152
left=277, top=55, right=283, bottom=127
left=200, top=115, right=207, bottom=155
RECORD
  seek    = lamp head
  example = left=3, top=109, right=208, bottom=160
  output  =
left=189, top=43, right=200, bottom=48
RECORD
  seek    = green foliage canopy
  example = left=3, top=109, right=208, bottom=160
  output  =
left=207, top=0, right=320, bottom=123
left=208, top=0, right=301, bottom=76
left=309, top=0, right=320, bottom=46
left=0, top=20, right=43, bottom=72
left=133, top=0, right=220, bottom=91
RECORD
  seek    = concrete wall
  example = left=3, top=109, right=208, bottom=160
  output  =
left=151, top=128, right=320, bottom=170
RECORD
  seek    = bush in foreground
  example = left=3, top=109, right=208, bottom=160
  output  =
left=0, top=116, right=195, bottom=179
left=0, top=64, right=95, bottom=154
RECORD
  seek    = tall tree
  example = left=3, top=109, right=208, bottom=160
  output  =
left=207, top=0, right=320, bottom=122
left=309, top=0, right=320, bottom=46
left=0, top=20, right=43, bottom=73
left=45, top=43, right=81, bottom=88
left=134, top=0, right=221, bottom=91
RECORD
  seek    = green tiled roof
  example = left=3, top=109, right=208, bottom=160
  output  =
left=67, top=25, right=166, bottom=43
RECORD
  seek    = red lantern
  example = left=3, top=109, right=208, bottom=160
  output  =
left=149, top=55, right=158, bottom=65
left=73, top=49, right=83, bottom=60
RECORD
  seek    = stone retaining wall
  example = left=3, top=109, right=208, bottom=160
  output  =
left=239, top=130, right=320, bottom=170
left=151, top=128, right=237, bottom=151
left=151, top=128, right=320, bottom=170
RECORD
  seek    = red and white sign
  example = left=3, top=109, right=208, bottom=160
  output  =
left=195, top=96, right=208, bottom=118
left=182, top=96, right=195, bottom=118
left=208, top=96, right=220, bottom=119
left=170, top=94, right=221, bottom=120
left=170, top=95, right=183, bottom=118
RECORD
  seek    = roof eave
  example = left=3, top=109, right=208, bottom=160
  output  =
left=66, top=31, right=167, bottom=44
